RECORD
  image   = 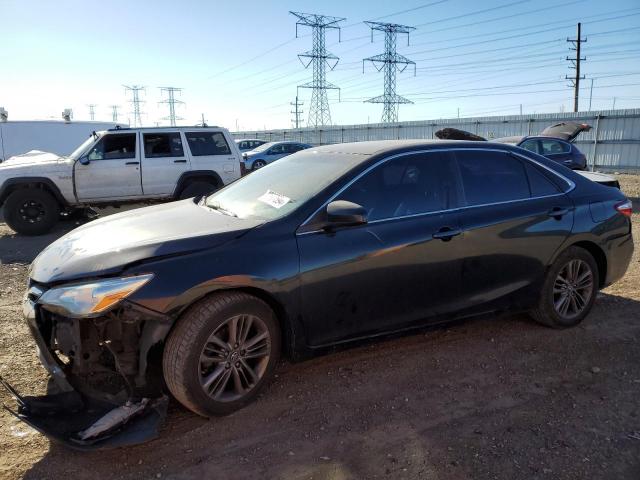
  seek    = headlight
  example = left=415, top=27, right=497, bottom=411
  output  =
left=38, top=274, right=153, bottom=318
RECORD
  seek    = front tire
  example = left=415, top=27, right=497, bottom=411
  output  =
left=3, top=188, right=60, bottom=235
left=252, top=159, right=267, bottom=170
left=178, top=181, right=219, bottom=200
left=530, top=246, right=599, bottom=328
left=163, top=292, right=281, bottom=417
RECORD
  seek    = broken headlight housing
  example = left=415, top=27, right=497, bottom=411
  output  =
left=38, top=274, right=153, bottom=318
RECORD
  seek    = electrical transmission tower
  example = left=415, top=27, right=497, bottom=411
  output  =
left=123, top=85, right=146, bottom=127
left=566, top=22, right=586, bottom=112
left=110, top=105, right=120, bottom=122
left=363, top=21, right=416, bottom=123
left=87, top=104, right=96, bottom=121
left=290, top=96, right=304, bottom=128
left=159, top=87, right=184, bottom=127
left=291, top=11, right=345, bottom=127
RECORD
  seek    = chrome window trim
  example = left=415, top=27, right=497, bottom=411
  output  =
left=296, top=147, right=575, bottom=236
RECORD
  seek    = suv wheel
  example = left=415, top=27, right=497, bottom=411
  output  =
left=178, top=181, right=219, bottom=200
left=163, top=292, right=281, bottom=417
left=3, top=188, right=60, bottom=235
left=530, top=246, right=599, bottom=328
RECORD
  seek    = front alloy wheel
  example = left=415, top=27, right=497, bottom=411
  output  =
left=199, top=314, right=271, bottom=402
left=163, top=292, right=280, bottom=417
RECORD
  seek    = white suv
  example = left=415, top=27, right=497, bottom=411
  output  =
left=0, top=126, right=242, bottom=235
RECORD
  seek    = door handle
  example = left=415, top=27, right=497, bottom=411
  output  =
left=125, top=161, right=139, bottom=166
left=432, top=226, right=462, bottom=241
left=548, top=207, right=571, bottom=218
left=173, top=159, right=187, bottom=163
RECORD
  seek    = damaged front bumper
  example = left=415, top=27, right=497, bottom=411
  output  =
left=0, top=286, right=170, bottom=450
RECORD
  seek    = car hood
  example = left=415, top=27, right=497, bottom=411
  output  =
left=30, top=199, right=264, bottom=284
left=0, top=150, right=69, bottom=167
left=540, top=122, right=591, bottom=142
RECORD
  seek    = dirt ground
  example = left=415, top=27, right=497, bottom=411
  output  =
left=0, top=177, right=639, bottom=480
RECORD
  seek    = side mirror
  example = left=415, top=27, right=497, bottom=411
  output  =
left=325, top=200, right=367, bottom=229
left=78, top=156, right=90, bottom=165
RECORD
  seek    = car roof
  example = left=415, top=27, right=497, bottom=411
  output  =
left=107, top=126, right=221, bottom=132
left=309, top=139, right=499, bottom=156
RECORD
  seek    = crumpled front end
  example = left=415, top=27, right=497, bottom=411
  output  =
left=0, top=284, right=171, bottom=450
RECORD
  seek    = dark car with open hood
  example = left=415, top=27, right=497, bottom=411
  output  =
left=1, top=140, right=633, bottom=449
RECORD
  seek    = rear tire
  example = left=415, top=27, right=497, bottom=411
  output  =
left=3, top=188, right=60, bottom=235
left=163, top=292, right=281, bottom=417
left=178, top=181, right=219, bottom=200
left=530, top=246, right=599, bottom=328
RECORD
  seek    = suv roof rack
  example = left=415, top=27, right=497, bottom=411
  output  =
left=108, top=125, right=219, bottom=131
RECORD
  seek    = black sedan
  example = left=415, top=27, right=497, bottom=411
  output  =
left=3, top=140, right=633, bottom=448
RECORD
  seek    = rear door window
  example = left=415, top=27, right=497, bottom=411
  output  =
left=185, top=131, right=231, bottom=156
left=524, top=162, right=561, bottom=196
left=337, top=151, right=461, bottom=221
left=455, top=150, right=530, bottom=205
left=143, top=133, right=184, bottom=158
left=540, top=139, right=570, bottom=155
left=87, top=134, right=136, bottom=160
left=519, top=139, right=539, bottom=154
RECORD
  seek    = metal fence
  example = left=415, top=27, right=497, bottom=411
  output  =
left=233, top=108, right=640, bottom=172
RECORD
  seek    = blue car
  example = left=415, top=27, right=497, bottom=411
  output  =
left=493, top=122, right=591, bottom=170
left=436, top=122, right=591, bottom=171
left=243, top=141, right=312, bottom=170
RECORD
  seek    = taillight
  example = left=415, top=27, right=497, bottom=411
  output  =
left=615, top=199, right=633, bottom=217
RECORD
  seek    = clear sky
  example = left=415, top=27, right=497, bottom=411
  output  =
left=1, top=0, right=639, bottom=130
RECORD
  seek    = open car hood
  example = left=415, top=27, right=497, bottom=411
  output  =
left=539, top=122, right=591, bottom=142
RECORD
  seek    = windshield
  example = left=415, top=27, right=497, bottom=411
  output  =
left=205, top=150, right=360, bottom=221
left=250, top=141, right=275, bottom=153
left=69, top=133, right=102, bottom=159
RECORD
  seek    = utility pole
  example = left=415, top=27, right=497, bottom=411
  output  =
left=123, top=85, right=146, bottom=127
left=109, top=105, right=120, bottom=122
left=566, top=23, right=586, bottom=112
left=87, top=104, right=96, bottom=121
left=519, top=104, right=523, bottom=115
left=291, top=95, right=304, bottom=128
left=363, top=21, right=416, bottom=123
left=159, top=87, right=184, bottom=127
left=588, top=78, right=594, bottom=111
left=291, top=11, right=345, bottom=127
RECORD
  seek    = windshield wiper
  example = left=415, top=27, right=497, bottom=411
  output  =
left=206, top=202, right=238, bottom=217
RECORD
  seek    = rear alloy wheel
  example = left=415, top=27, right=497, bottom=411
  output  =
left=3, top=188, right=60, bottom=235
left=163, top=292, right=280, bottom=417
left=530, top=246, right=598, bottom=328
left=252, top=159, right=267, bottom=170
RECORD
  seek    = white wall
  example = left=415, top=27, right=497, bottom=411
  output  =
left=0, top=121, right=123, bottom=161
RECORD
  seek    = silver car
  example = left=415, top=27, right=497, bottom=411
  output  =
left=243, top=141, right=312, bottom=170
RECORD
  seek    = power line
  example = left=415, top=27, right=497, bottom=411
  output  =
left=123, top=85, right=145, bottom=127
left=109, top=105, right=120, bottom=122
left=290, top=95, right=304, bottom=128
left=566, top=22, right=587, bottom=112
left=159, top=87, right=185, bottom=127
left=86, top=104, right=96, bottom=121
left=291, top=11, right=345, bottom=127
left=363, top=21, right=416, bottom=123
